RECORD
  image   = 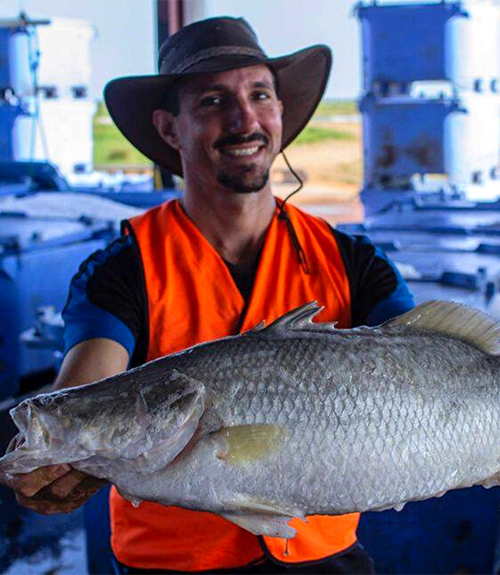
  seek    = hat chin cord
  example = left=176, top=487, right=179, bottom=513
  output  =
left=277, top=150, right=310, bottom=275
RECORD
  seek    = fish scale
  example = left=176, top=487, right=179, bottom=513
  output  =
left=2, top=300, right=500, bottom=538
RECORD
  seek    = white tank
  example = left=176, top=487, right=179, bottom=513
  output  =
left=445, top=0, right=500, bottom=92
left=443, top=92, right=500, bottom=187
left=36, top=18, right=94, bottom=97
left=13, top=99, right=96, bottom=174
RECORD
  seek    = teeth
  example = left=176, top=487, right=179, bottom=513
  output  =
left=223, top=146, right=259, bottom=157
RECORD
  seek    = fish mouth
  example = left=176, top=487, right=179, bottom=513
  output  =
left=0, top=401, right=69, bottom=478
left=11, top=401, right=37, bottom=440
left=10, top=400, right=63, bottom=451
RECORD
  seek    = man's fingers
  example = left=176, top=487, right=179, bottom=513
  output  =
left=48, top=472, right=108, bottom=501
left=15, top=476, right=107, bottom=515
left=13, top=464, right=72, bottom=498
left=16, top=492, right=87, bottom=515
left=75, top=476, right=108, bottom=499
left=48, top=469, right=89, bottom=499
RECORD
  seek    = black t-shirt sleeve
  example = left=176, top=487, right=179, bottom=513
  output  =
left=62, top=233, right=148, bottom=366
left=332, top=228, right=415, bottom=327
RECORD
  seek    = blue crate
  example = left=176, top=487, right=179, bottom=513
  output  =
left=0, top=215, right=113, bottom=399
left=357, top=1, right=500, bottom=89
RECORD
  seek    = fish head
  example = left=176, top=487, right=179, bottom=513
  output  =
left=3, top=369, right=206, bottom=476
left=9, top=380, right=156, bottom=461
left=11, top=394, right=68, bottom=452
left=0, top=391, right=83, bottom=478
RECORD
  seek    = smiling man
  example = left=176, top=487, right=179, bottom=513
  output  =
left=7, top=17, right=414, bottom=575
left=155, top=66, right=283, bottom=195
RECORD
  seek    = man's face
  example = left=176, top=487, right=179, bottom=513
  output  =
left=154, top=65, right=283, bottom=194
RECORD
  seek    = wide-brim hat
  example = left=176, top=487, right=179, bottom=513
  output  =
left=104, top=17, right=332, bottom=177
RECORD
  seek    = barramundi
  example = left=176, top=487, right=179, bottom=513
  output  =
left=1, top=300, right=500, bottom=538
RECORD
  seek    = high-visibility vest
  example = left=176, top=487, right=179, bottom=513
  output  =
left=110, top=199, right=359, bottom=572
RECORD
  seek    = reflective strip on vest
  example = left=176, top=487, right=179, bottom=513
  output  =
left=111, top=199, right=359, bottom=571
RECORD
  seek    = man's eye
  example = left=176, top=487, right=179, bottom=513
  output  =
left=200, top=95, right=222, bottom=107
left=254, top=91, right=271, bottom=101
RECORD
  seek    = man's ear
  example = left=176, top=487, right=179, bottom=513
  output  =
left=152, top=110, right=181, bottom=150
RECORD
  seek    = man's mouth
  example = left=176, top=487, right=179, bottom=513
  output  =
left=215, top=133, right=269, bottom=159
left=221, top=145, right=262, bottom=158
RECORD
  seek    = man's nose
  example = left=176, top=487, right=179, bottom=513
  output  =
left=226, top=98, right=259, bottom=133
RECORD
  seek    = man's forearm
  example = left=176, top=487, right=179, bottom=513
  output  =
left=53, top=338, right=130, bottom=391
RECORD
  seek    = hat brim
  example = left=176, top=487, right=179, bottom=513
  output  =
left=104, top=45, right=332, bottom=177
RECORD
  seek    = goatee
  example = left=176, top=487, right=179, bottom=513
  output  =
left=217, top=166, right=270, bottom=194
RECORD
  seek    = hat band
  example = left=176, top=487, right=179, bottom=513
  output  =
left=162, top=46, right=266, bottom=74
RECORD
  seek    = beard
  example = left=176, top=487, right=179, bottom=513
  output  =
left=217, top=164, right=270, bottom=194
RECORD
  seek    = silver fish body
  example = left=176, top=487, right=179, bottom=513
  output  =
left=1, top=300, right=500, bottom=538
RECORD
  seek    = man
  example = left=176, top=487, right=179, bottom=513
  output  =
left=8, top=17, right=414, bottom=574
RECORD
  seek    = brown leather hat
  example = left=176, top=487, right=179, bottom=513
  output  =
left=104, top=17, right=332, bottom=177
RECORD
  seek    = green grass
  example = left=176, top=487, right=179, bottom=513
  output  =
left=93, top=123, right=151, bottom=166
left=94, top=101, right=109, bottom=119
left=293, top=125, right=354, bottom=146
left=314, top=99, right=358, bottom=117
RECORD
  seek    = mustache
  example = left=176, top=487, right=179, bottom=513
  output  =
left=214, top=132, right=269, bottom=149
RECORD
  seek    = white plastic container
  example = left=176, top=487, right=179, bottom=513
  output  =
left=13, top=99, right=96, bottom=175
left=443, top=92, right=500, bottom=185
left=36, top=18, right=94, bottom=97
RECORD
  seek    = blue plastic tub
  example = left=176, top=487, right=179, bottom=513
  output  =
left=0, top=215, right=113, bottom=399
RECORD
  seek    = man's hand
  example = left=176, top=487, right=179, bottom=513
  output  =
left=6, top=433, right=108, bottom=515
left=13, top=466, right=108, bottom=515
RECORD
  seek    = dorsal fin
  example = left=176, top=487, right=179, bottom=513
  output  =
left=248, top=320, right=266, bottom=333
left=254, top=302, right=338, bottom=337
left=385, top=300, right=500, bottom=355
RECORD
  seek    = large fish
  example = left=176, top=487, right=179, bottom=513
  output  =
left=1, top=300, right=500, bottom=538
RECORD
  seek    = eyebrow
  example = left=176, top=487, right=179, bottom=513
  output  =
left=189, top=80, right=274, bottom=95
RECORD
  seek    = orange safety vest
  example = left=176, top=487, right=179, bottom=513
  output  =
left=111, top=199, right=360, bottom=572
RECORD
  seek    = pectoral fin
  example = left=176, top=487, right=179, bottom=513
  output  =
left=221, top=512, right=297, bottom=539
left=213, top=424, right=289, bottom=466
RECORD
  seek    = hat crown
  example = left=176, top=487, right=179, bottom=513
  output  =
left=158, top=17, right=267, bottom=74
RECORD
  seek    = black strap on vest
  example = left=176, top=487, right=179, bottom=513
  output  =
left=277, top=151, right=310, bottom=275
